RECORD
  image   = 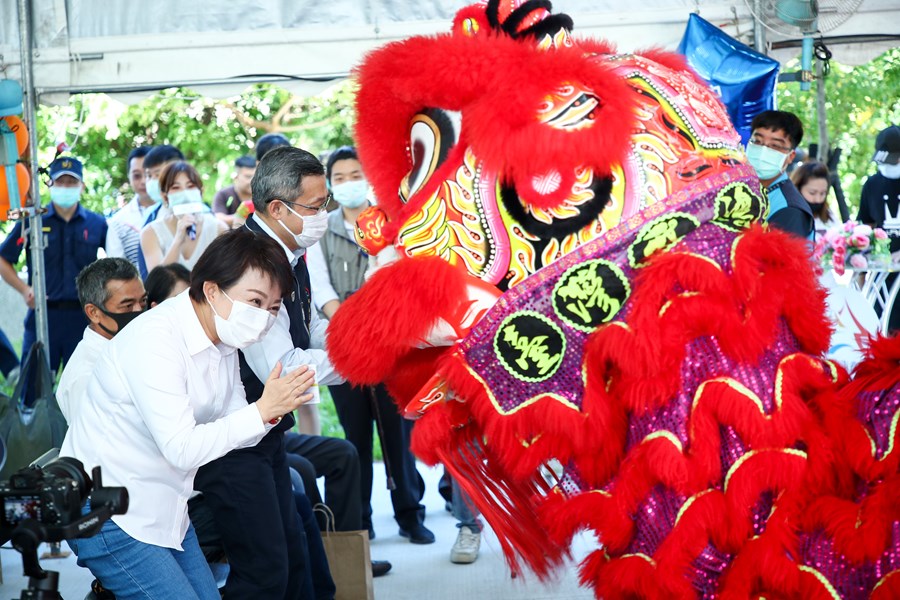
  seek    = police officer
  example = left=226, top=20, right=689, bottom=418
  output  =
left=0, top=156, right=107, bottom=373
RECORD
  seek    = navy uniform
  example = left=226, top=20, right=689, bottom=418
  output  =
left=0, top=157, right=106, bottom=371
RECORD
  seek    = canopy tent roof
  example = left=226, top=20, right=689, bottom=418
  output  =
left=1, top=0, right=898, bottom=106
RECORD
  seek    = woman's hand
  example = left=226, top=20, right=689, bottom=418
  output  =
left=174, top=214, right=197, bottom=241
left=256, top=362, right=315, bottom=424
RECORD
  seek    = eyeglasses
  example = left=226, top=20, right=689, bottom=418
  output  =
left=267, top=194, right=333, bottom=214
left=748, top=139, right=793, bottom=154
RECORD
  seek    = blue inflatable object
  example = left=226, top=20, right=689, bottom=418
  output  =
left=677, top=14, right=780, bottom=145
left=0, top=79, right=24, bottom=118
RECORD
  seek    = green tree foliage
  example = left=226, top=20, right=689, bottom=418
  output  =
left=777, top=48, right=900, bottom=214
left=33, top=80, right=357, bottom=215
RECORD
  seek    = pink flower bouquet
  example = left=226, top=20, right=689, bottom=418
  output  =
left=813, top=221, right=890, bottom=275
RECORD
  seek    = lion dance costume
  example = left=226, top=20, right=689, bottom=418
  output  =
left=326, top=1, right=900, bottom=597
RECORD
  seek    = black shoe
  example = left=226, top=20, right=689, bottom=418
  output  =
left=371, top=560, right=392, bottom=577
left=398, top=523, right=435, bottom=544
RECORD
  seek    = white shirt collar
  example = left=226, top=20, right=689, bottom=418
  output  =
left=170, top=289, right=230, bottom=356
left=252, top=215, right=305, bottom=267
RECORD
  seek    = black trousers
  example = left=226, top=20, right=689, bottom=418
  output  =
left=329, top=382, right=425, bottom=531
left=194, top=428, right=320, bottom=600
left=284, top=432, right=363, bottom=532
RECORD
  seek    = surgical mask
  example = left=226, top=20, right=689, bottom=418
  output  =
left=49, top=186, right=81, bottom=208
left=208, top=289, right=275, bottom=349
left=97, top=307, right=142, bottom=337
left=278, top=205, right=329, bottom=248
left=146, top=178, right=163, bottom=203
left=746, top=142, right=789, bottom=181
left=878, top=163, right=900, bottom=179
left=167, top=188, right=205, bottom=215
left=332, top=179, right=369, bottom=208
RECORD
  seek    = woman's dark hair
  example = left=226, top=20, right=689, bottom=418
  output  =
left=791, top=161, right=833, bottom=221
left=189, top=229, right=294, bottom=302
left=145, top=263, right=191, bottom=306
left=159, top=161, right=204, bottom=195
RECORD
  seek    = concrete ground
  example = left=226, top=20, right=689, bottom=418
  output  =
left=1, top=463, right=598, bottom=599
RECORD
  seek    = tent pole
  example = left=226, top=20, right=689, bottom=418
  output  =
left=815, top=59, right=829, bottom=162
left=17, top=0, right=50, bottom=366
left=753, top=0, right=767, bottom=53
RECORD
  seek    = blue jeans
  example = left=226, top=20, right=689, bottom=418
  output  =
left=451, top=477, right=482, bottom=532
left=67, top=518, right=219, bottom=600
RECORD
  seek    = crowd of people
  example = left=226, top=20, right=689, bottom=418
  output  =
left=0, top=112, right=898, bottom=598
left=0, top=133, right=487, bottom=600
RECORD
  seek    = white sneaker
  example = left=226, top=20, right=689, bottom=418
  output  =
left=450, top=526, right=481, bottom=564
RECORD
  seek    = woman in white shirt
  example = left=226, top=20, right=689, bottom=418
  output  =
left=62, top=229, right=314, bottom=600
left=140, top=161, right=227, bottom=272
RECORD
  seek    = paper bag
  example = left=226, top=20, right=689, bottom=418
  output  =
left=315, top=504, right=374, bottom=600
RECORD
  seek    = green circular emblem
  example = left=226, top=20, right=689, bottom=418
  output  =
left=493, top=311, right=566, bottom=383
left=552, top=259, right=630, bottom=333
left=627, top=212, right=701, bottom=268
left=712, top=182, right=766, bottom=232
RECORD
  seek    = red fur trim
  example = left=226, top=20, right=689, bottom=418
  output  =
left=326, top=257, right=467, bottom=384
left=383, top=347, right=453, bottom=410
left=354, top=31, right=637, bottom=221
left=872, top=570, right=900, bottom=600
left=800, top=476, right=900, bottom=563
left=589, top=553, right=666, bottom=600
left=411, top=406, right=568, bottom=579
left=843, top=333, right=900, bottom=399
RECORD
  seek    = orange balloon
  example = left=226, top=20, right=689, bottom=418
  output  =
left=0, top=162, right=31, bottom=219
left=1, top=115, right=28, bottom=156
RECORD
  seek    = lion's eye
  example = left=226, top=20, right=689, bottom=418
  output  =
left=399, top=108, right=461, bottom=203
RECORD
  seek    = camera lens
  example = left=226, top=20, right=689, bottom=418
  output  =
left=43, top=457, right=91, bottom=502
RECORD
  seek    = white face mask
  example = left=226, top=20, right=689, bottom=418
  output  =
left=332, top=179, right=369, bottom=208
left=168, top=188, right=205, bottom=215
left=278, top=205, right=329, bottom=248
left=746, top=142, right=790, bottom=181
left=208, top=289, right=275, bottom=349
left=146, top=178, right=163, bottom=203
left=878, top=163, right=900, bottom=180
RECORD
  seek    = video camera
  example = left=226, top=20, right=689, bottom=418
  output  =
left=0, top=450, right=128, bottom=599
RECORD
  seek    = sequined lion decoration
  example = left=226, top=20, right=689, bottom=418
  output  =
left=326, top=1, right=900, bottom=597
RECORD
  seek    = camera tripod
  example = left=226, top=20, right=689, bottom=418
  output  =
left=8, top=519, right=64, bottom=599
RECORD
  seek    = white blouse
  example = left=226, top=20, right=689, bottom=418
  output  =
left=60, top=291, right=272, bottom=550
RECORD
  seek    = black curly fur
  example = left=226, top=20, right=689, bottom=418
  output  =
left=485, top=0, right=573, bottom=40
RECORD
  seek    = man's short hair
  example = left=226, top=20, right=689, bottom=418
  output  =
left=251, top=146, right=325, bottom=215
left=143, top=145, right=185, bottom=171
left=127, top=146, right=152, bottom=172
left=255, top=133, right=291, bottom=161
left=325, top=146, right=358, bottom=183
left=188, top=228, right=294, bottom=303
left=76, top=258, right=140, bottom=310
left=235, top=155, right=256, bottom=170
left=750, top=111, right=804, bottom=149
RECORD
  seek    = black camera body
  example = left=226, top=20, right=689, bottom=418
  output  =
left=0, top=452, right=128, bottom=598
left=0, top=457, right=90, bottom=536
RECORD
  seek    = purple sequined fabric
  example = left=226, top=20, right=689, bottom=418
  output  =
left=457, top=164, right=900, bottom=596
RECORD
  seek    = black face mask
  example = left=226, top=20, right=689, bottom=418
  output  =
left=97, top=307, right=142, bottom=337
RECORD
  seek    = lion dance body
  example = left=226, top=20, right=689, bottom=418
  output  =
left=326, top=1, right=900, bottom=597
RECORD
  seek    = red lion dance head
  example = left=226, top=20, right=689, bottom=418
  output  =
left=328, top=1, right=900, bottom=597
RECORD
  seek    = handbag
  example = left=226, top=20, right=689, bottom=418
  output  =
left=0, top=341, right=68, bottom=479
left=313, top=503, right=375, bottom=600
